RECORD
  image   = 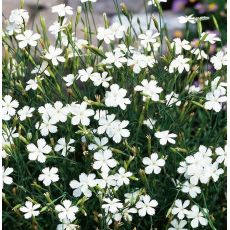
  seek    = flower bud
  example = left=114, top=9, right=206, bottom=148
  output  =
left=103, top=13, right=109, bottom=28
left=26, top=132, right=32, bottom=141
left=152, top=16, right=159, bottom=31
left=77, top=6, right=82, bottom=14
left=120, top=3, right=129, bottom=18
left=44, top=192, right=52, bottom=203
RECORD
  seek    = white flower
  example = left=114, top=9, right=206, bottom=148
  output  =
left=6, top=22, right=21, bottom=36
left=116, top=207, right=137, bottom=222
left=2, top=95, right=19, bottom=121
left=77, top=67, right=94, bottom=82
left=191, top=48, right=208, bottom=60
left=185, top=152, right=212, bottom=185
left=49, top=21, right=63, bottom=35
left=215, top=146, right=227, bottom=166
left=172, top=199, right=190, bottom=219
left=19, top=201, right=40, bottom=219
left=48, top=18, right=68, bottom=35
left=63, top=74, right=75, bottom=87
left=171, top=38, right=191, bottom=55
left=102, top=51, right=127, bottom=68
left=9, top=9, right=29, bottom=26
left=165, top=92, right=181, bottom=107
left=70, top=173, right=97, bottom=198
left=169, top=55, right=190, bottom=73
left=96, top=171, right=117, bottom=189
left=97, top=114, right=116, bottom=135
left=45, top=46, right=65, bottom=66
left=15, top=30, right=40, bottom=48
left=125, top=191, right=140, bottom=205
left=145, top=55, right=157, bottom=67
left=186, top=84, right=202, bottom=93
left=115, top=167, right=133, bottom=186
left=110, top=120, right=130, bottom=143
left=187, top=205, right=208, bottom=228
left=36, top=114, right=58, bottom=136
left=26, top=138, right=52, bottom=163
left=204, top=89, right=227, bottom=112
left=105, top=84, right=131, bottom=110
left=136, top=195, right=158, bottom=217
left=55, top=200, right=78, bottom=222
left=90, top=72, right=112, bottom=88
left=208, top=162, right=224, bottom=182
left=177, top=161, right=188, bottom=175
left=93, top=149, right=117, bottom=173
left=169, top=219, right=188, bottom=230
left=134, top=79, right=163, bottom=102
left=57, top=219, right=79, bottom=230
left=88, top=137, right=108, bottom=151
left=51, top=4, right=73, bottom=17
left=38, top=167, right=59, bottom=186
left=2, top=166, right=13, bottom=186
left=98, top=115, right=130, bottom=143
left=25, top=78, right=39, bottom=91
left=143, top=118, right=156, bottom=129
left=197, top=145, right=212, bottom=159
left=201, top=32, right=221, bottom=44
left=127, top=52, right=148, bottom=74
left=17, top=106, right=35, bottom=121
left=110, top=22, right=127, bottom=39
left=138, top=30, right=160, bottom=51
left=210, top=76, right=227, bottom=95
left=102, top=198, right=123, bottom=214
left=71, top=102, right=95, bottom=126
left=97, top=27, right=114, bottom=44
left=210, top=51, right=227, bottom=70
left=55, top=138, right=75, bottom=156
left=155, top=130, right=177, bottom=145
left=178, top=15, right=196, bottom=24
left=142, top=153, right=165, bottom=174
left=114, top=44, right=133, bottom=53
left=181, top=181, right=201, bottom=198
left=31, top=61, right=50, bottom=76
left=49, top=101, right=69, bottom=123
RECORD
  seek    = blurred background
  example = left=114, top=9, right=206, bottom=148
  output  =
left=2, top=0, right=227, bottom=42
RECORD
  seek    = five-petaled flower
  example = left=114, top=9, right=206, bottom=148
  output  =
left=142, top=153, right=165, bottom=174
left=26, top=138, right=52, bottom=163
left=93, top=149, right=117, bottom=173
left=38, top=167, right=59, bottom=186
left=20, top=201, right=41, bottom=219
left=55, top=200, right=79, bottom=222
left=16, top=30, right=40, bottom=48
left=155, top=130, right=177, bottom=145
left=135, top=195, right=158, bottom=217
left=45, top=46, right=65, bottom=66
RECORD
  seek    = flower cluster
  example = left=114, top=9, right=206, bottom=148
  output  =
left=177, top=145, right=225, bottom=197
left=2, top=1, right=226, bottom=229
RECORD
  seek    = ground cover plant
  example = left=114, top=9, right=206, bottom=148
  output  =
left=2, top=0, right=227, bottom=229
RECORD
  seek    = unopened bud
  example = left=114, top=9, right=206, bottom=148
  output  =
left=103, top=13, right=109, bottom=28
left=120, top=3, right=129, bottom=18
left=26, top=132, right=32, bottom=141
left=152, top=16, right=159, bottom=31
left=67, top=88, right=74, bottom=96
left=77, top=6, right=82, bottom=14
